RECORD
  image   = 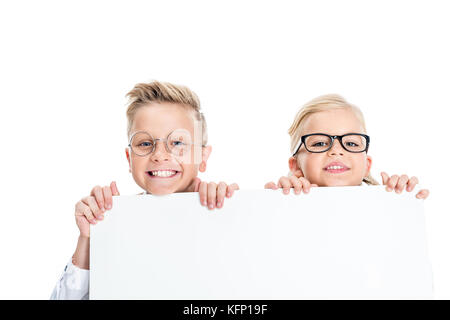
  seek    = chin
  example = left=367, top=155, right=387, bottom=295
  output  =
left=321, top=179, right=353, bottom=187
left=151, top=187, right=178, bottom=195
left=142, top=183, right=178, bottom=195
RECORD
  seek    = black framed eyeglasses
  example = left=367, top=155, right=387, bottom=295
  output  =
left=292, top=133, right=370, bottom=156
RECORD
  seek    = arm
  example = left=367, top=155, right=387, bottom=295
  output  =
left=50, top=182, right=120, bottom=300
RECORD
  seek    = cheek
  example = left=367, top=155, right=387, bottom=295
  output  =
left=176, top=146, right=196, bottom=165
left=180, top=163, right=198, bottom=179
left=353, top=155, right=369, bottom=173
left=130, top=155, right=145, bottom=170
left=130, top=159, right=147, bottom=182
left=299, top=154, right=324, bottom=176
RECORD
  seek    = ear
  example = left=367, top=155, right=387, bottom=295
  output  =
left=199, top=145, right=212, bottom=172
left=288, top=156, right=304, bottom=178
left=125, top=147, right=132, bottom=172
left=364, top=155, right=373, bottom=178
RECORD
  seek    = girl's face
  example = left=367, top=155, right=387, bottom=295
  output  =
left=289, top=108, right=372, bottom=187
left=126, top=103, right=211, bottom=195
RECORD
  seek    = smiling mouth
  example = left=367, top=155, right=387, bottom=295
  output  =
left=323, top=165, right=350, bottom=173
left=147, top=170, right=180, bottom=178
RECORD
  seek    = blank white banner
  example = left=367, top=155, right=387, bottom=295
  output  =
left=90, top=186, right=433, bottom=299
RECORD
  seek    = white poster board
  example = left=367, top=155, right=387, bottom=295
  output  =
left=90, top=186, right=433, bottom=299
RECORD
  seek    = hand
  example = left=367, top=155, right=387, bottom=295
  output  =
left=380, top=172, right=429, bottom=199
left=74, top=181, right=120, bottom=237
left=196, top=180, right=239, bottom=210
left=264, top=176, right=318, bottom=195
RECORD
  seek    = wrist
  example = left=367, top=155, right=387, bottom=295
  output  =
left=79, top=233, right=90, bottom=240
left=73, top=235, right=90, bottom=270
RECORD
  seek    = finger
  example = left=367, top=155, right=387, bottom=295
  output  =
left=264, top=182, right=278, bottom=190
left=311, top=184, right=318, bottom=187
left=386, top=175, right=399, bottom=192
left=299, top=177, right=312, bottom=194
left=395, top=175, right=409, bottom=193
left=82, top=196, right=103, bottom=221
left=416, top=189, right=430, bottom=199
left=278, top=177, right=292, bottom=195
left=207, top=182, right=217, bottom=210
left=288, top=176, right=302, bottom=194
left=90, top=186, right=105, bottom=212
left=198, top=181, right=207, bottom=206
left=76, top=200, right=97, bottom=224
left=406, top=176, right=419, bottom=192
left=103, top=186, right=113, bottom=210
left=227, top=183, right=239, bottom=197
left=216, top=182, right=227, bottom=208
left=380, top=172, right=389, bottom=185
left=111, top=181, right=120, bottom=196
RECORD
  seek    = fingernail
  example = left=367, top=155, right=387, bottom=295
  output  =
left=203, top=201, right=207, bottom=206
left=387, top=187, right=392, bottom=192
left=92, top=219, right=97, bottom=224
left=208, top=204, right=214, bottom=209
left=305, top=189, right=309, bottom=193
left=217, top=202, right=222, bottom=207
left=98, top=215, right=104, bottom=220
left=227, top=193, right=231, bottom=197
left=107, top=204, right=111, bottom=210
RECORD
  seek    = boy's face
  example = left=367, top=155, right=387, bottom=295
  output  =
left=126, top=103, right=211, bottom=195
left=289, top=108, right=372, bottom=187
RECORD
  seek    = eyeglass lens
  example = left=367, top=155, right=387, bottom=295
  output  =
left=130, top=130, right=192, bottom=156
left=304, top=134, right=367, bottom=153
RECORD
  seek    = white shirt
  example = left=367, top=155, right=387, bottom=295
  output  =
left=50, top=259, right=89, bottom=300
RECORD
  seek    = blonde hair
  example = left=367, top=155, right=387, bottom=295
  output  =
left=126, top=81, right=207, bottom=145
left=288, top=94, right=379, bottom=185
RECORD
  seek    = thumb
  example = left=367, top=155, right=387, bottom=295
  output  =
left=292, top=170, right=304, bottom=178
left=264, top=181, right=277, bottom=189
left=380, top=172, right=389, bottom=185
left=187, top=177, right=202, bottom=192
left=193, top=177, right=202, bottom=192
left=111, top=181, right=120, bottom=196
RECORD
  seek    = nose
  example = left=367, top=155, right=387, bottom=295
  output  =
left=327, top=138, right=345, bottom=156
left=149, top=140, right=170, bottom=162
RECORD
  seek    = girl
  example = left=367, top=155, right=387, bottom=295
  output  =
left=264, top=94, right=429, bottom=198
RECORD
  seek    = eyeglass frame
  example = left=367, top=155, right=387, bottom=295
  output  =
left=128, top=130, right=206, bottom=157
left=292, top=133, right=370, bottom=156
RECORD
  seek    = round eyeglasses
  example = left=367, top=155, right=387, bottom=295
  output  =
left=292, top=133, right=370, bottom=156
left=128, top=129, right=204, bottom=157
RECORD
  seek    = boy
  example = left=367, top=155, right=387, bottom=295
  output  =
left=51, top=81, right=239, bottom=299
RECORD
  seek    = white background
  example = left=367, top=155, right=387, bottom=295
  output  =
left=0, top=0, right=448, bottom=299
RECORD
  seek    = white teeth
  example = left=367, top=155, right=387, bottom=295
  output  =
left=150, top=170, right=177, bottom=177
left=328, top=166, right=344, bottom=170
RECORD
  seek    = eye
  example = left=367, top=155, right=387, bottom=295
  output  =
left=171, top=140, right=186, bottom=147
left=312, top=141, right=328, bottom=147
left=345, top=142, right=359, bottom=147
left=138, top=141, right=153, bottom=147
